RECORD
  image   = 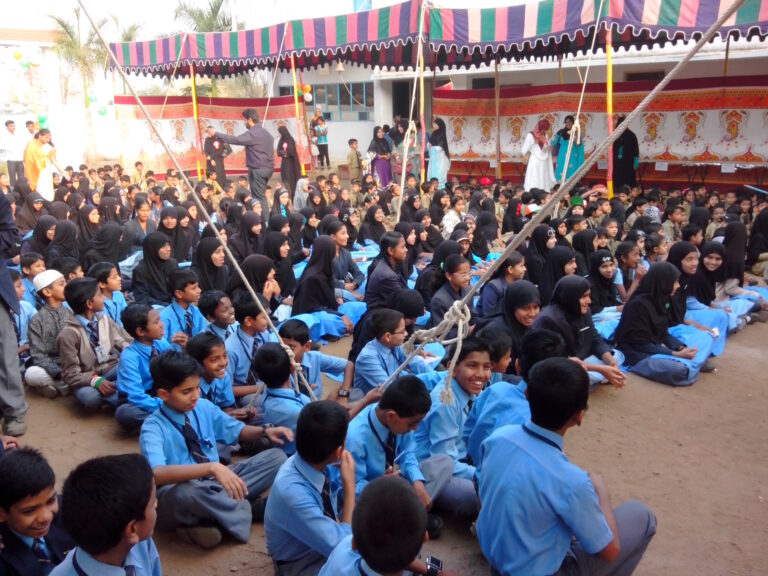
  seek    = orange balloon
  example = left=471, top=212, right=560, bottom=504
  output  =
left=302, top=84, right=312, bottom=94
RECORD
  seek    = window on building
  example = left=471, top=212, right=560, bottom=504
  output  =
left=279, top=81, right=374, bottom=121
left=625, top=71, right=665, bottom=82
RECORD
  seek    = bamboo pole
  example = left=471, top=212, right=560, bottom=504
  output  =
left=290, top=54, right=306, bottom=176
left=419, top=34, right=426, bottom=184
left=605, top=25, right=614, bottom=197
left=189, top=64, right=202, bottom=180
left=494, top=57, right=501, bottom=180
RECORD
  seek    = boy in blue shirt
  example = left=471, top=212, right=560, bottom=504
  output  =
left=414, top=337, right=491, bottom=518
left=86, top=262, right=127, bottom=327
left=0, top=448, right=76, bottom=576
left=139, top=351, right=291, bottom=548
left=320, top=476, right=454, bottom=576
left=159, top=269, right=205, bottom=351
left=346, top=375, right=452, bottom=542
left=199, top=290, right=237, bottom=341
left=255, top=342, right=311, bottom=456
left=115, top=303, right=174, bottom=433
left=52, top=454, right=161, bottom=576
left=10, top=269, right=36, bottom=365
left=20, top=252, right=45, bottom=308
left=354, top=309, right=429, bottom=395
left=265, top=401, right=356, bottom=575
left=465, top=329, right=566, bottom=469
left=477, top=358, right=657, bottom=576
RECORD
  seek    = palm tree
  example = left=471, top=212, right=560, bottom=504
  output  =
left=174, top=0, right=233, bottom=97
left=50, top=8, right=108, bottom=163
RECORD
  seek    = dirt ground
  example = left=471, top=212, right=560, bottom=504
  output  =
left=15, top=323, right=768, bottom=575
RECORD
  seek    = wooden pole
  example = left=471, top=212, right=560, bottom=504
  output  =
left=494, top=57, right=501, bottom=180
left=558, top=54, right=563, bottom=84
left=723, top=35, right=730, bottom=77
left=290, top=54, right=307, bottom=177
left=419, top=31, right=426, bottom=184
left=605, top=25, right=614, bottom=196
left=189, top=64, right=202, bottom=180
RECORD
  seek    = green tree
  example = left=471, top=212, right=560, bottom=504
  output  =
left=174, top=0, right=233, bottom=97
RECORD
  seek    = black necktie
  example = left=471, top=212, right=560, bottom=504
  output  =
left=181, top=417, right=210, bottom=464
left=384, top=432, right=396, bottom=469
left=466, top=398, right=474, bottom=413
left=32, top=539, right=52, bottom=574
left=150, top=345, right=159, bottom=360
left=321, top=472, right=336, bottom=521
left=184, top=310, right=193, bottom=335
left=124, top=565, right=136, bottom=576
left=87, top=318, right=100, bottom=351
left=252, top=334, right=263, bottom=358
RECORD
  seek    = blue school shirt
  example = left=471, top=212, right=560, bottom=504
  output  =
left=14, top=300, right=36, bottom=345
left=204, top=321, right=237, bottom=342
left=139, top=399, right=244, bottom=467
left=225, top=327, right=277, bottom=386
left=318, top=535, right=381, bottom=576
left=50, top=539, right=162, bottom=576
left=102, top=291, right=128, bottom=327
left=261, top=387, right=310, bottom=455
left=413, top=379, right=476, bottom=479
left=159, top=301, right=206, bottom=350
left=346, top=404, right=424, bottom=497
left=199, top=374, right=236, bottom=409
left=264, top=454, right=350, bottom=563
left=293, top=350, right=348, bottom=398
left=117, top=339, right=174, bottom=413
left=21, top=277, right=36, bottom=307
left=463, top=380, right=530, bottom=471
left=476, top=421, right=613, bottom=576
left=353, top=339, right=429, bottom=394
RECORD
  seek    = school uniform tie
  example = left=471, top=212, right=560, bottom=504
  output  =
left=251, top=334, right=264, bottom=360
left=150, top=345, right=159, bottom=360
left=321, top=472, right=337, bottom=521
left=124, top=565, right=137, bottom=576
left=181, top=417, right=210, bottom=464
left=184, top=310, right=193, bottom=336
left=87, top=318, right=100, bottom=351
left=466, top=398, right=474, bottom=413
left=31, top=538, right=52, bottom=574
left=384, top=432, right=396, bottom=469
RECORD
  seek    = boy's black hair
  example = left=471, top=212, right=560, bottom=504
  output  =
left=474, top=327, right=513, bottom=364
left=0, top=448, right=55, bottom=511
left=453, top=336, right=490, bottom=365
left=253, top=342, right=292, bottom=388
left=527, top=357, right=589, bottom=430
left=566, top=215, right=586, bottom=229
left=371, top=308, right=405, bottom=339
left=352, top=476, right=427, bottom=573
left=61, top=454, right=154, bottom=556
left=295, top=401, right=349, bottom=464
left=9, top=268, right=20, bottom=282
left=278, top=319, right=310, bottom=345
left=645, top=233, right=665, bottom=254
left=121, top=303, right=153, bottom=338
left=20, top=252, right=44, bottom=271
left=198, top=290, right=228, bottom=320
left=87, top=261, right=117, bottom=284
left=378, top=375, right=431, bottom=418
left=64, top=277, right=100, bottom=315
left=518, top=329, right=567, bottom=379
left=50, top=257, right=82, bottom=279
left=167, top=268, right=199, bottom=296
left=150, top=351, right=200, bottom=393
left=348, top=138, right=358, bottom=146
left=681, top=223, right=702, bottom=241
left=233, top=293, right=269, bottom=324
left=186, top=332, right=225, bottom=367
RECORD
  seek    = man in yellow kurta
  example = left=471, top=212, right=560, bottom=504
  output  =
left=23, top=129, right=53, bottom=192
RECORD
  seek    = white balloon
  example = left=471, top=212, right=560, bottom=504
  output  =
left=303, top=92, right=313, bottom=103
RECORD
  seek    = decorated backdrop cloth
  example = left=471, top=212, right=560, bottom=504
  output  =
left=433, top=76, right=768, bottom=167
left=114, top=95, right=311, bottom=174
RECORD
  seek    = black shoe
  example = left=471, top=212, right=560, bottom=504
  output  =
left=427, top=513, right=443, bottom=540
left=700, top=359, right=716, bottom=373
left=250, top=496, right=267, bottom=523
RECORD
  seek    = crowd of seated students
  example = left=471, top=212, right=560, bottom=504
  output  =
left=3, top=158, right=768, bottom=575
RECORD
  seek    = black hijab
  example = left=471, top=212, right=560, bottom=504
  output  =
left=133, top=232, right=177, bottom=305
left=299, top=207, right=318, bottom=249
left=722, top=221, right=747, bottom=284
left=550, top=217, right=571, bottom=247
left=47, top=219, right=79, bottom=264
left=76, top=205, right=101, bottom=253
left=26, top=215, right=57, bottom=258
left=16, top=192, right=45, bottom=234
left=228, top=210, right=263, bottom=262
left=157, top=206, right=189, bottom=262
left=429, top=190, right=447, bottom=226
left=535, top=275, right=595, bottom=357
left=666, top=241, right=698, bottom=326
left=429, top=118, right=450, bottom=158
left=98, top=196, right=124, bottom=225
left=368, top=126, right=391, bottom=156
left=689, top=207, right=710, bottom=231
left=318, top=214, right=340, bottom=237
left=399, top=190, right=420, bottom=223
left=226, top=254, right=274, bottom=298
left=471, top=213, right=493, bottom=260
left=415, top=240, right=462, bottom=305
left=191, top=237, right=229, bottom=293
left=263, top=231, right=295, bottom=297
left=269, top=214, right=289, bottom=235
left=338, top=207, right=358, bottom=249
left=416, top=209, right=443, bottom=252
left=358, top=205, right=386, bottom=245
left=84, top=221, right=123, bottom=269
left=225, top=202, right=245, bottom=238
left=572, top=229, right=597, bottom=276
left=538, top=245, right=575, bottom=305
left=747, top=209, right=768, bottom=267
left=394, top=222, right=417, bottom=278
left=502, top=198, right=525, bottom=234
left=67, top=192, right=85, bottom=215
left=687, top=242, right=726, bottom=305
left=292, top=235, right=338, bottom=314
left=587, top=249, right=618, bottom=313
left=525, top=224, right=552, bottom=285
left=47, top=201, right=70, bottom=221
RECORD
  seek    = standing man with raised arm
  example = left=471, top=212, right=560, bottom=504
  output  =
left=215, top=109, right=274, bottom=225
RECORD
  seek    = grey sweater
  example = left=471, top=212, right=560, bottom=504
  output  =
left=27, top=305, right=74, bottom=378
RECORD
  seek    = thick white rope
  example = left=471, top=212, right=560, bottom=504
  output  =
left=158, top=33, right=189, bottom=120
left=80, top=0, right=315, bottom=400
left=262, top=23, right=289, bottom=123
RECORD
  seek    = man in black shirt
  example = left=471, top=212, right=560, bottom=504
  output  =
left=204, top=125, right=230, bottom=186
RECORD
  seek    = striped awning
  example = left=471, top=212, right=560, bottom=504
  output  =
left=428, top=0, right=768, bottom=65
left=108, top=0, right=421, bottom=77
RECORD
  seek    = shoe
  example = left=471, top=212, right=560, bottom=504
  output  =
left=750, top=311, right=768, bottom=323
left=36, top=385, right=59, bottom=399
left=3, top=416, right=27, bottom=436
left=700, top=359, right=716, bottom=373
left=250, top=496, right=267, bottom=523
left=175, top=525, right=223, bottom=549
left=427, top=513, right=444, bottom=540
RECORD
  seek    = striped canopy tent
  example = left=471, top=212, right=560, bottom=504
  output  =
left=428, top=0, right=768, bottom=67
left=108, top=0, right=422, bottom=77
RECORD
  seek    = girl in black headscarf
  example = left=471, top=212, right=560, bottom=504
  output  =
left=263, top=231, right=296, bottom=299
left=394, top=222, right=418, bottom=279
left=368, top=126, right=392, bottom=187
left=358, top=205, right=386, bottom=245
left=475, top=280, right=540, bottom=374
left=720, top=223, right=767, bottom=318
left=414, top=239, right=462, bottom=309
left=338, top=207, right=359, bottom=250
left=76, top=205, right=101, bottom=255
left=67, top=192, right=85, bottom=216
left=181, top=201, right=201, bottom=248
left=472, top=212, right=495, bottom=261
left=538, top=245, right=577, bottom=305
left=46, top=219, right=79, bottom=265
left=226, top=253, right=281, bottom=308
left=157, top=206, right=189, bottom=262
left=747, top=209, right=768, bottom=276
left=201, top=222, right=227, bottom=245
left=276, top=126, right=301, bottom=196
left=163, top=187, right=180, bottom=206
left=15, top=192, right=46, bottom=235
left=54, top=186, right=70, bottom=203
left=131, top=232, right=177, bottom=306
left=317, top=214, right=340, bottom=237
left=415, top=209, right=443, bottom=253
left=22, top=215, right=56, bottom=258
left=502, top=198, right=525, bottom=235
left=467, top=191, right=485, bottom=218
left=83, top=221, right=123, bottom=270
left=98, top=196, right=124, bottom=225
left=307, top=189, right=328, bottom=219
left=299, top=207, right=319, bottom=249
left=525, top=224, right=556, bottom=286
left=399, top=189, right=421, bottom=223
left=224, top=202, right=245, bottom=238
left=268, top=214, right=290, bottom=237
left=271, top=187, right=292, bottom=219
left=571, top=229, right=598, bottom=276
left=587, top=249, right=620, bottom=314
left=228, top=211, right=263, bottom=263
left=191, top=236, right=229, bottom=293
left=688, top=206, right=710, bottom=233
left=549, top=217, right=571, bottom=247
left=687, top=242, right=726, bottom=308
left=429, top=189, right=448, bottom=226
left=47, top=201, right=70, bottom=221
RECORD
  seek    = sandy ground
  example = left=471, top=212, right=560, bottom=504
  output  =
left=13, top=323, right=768, bottom=575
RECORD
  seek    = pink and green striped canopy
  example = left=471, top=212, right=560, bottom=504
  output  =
left=109, top=0, right=768, bottom=77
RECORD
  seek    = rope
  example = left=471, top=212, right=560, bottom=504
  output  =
left=80, top=1, right=315, bottom=401
left=262, top=23, right=289, bottom=123
left=158, top=33, right=189, bottom=120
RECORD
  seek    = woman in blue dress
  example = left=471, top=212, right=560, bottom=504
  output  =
left=551, top=115, right=584, bottom=182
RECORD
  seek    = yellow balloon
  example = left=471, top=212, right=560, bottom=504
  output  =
left=12, top=50, right=22, bottom=60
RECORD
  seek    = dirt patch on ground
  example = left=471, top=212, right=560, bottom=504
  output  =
left=16, top=324, right=768, bottom=575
